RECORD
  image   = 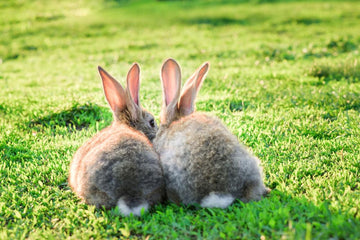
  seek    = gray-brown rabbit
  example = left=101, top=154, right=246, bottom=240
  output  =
left=154, top=59, right=270, bottom=208
left=69, top=64, right=165, bottom=216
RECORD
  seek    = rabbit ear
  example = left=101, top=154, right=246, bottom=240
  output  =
left=181, top=62, right=208, bottom=93
left=98, top=66, right=127, bottom=115
left=160, top=58, right=181, bottom=123
left=126, top=63, right=141, bottom=106
left=178, top=62, right=209, bottom=116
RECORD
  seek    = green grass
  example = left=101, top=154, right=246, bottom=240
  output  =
left=1, top=0, right=360, bottom=239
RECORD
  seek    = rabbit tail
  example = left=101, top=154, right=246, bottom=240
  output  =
left=117, top=197, right=149, bottom=216
left=200, top=192, right=235, bottom=209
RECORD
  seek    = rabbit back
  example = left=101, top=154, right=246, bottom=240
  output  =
left=155, top=113, right=267, bottom=207
left=69, top=122, right=164, bottom=213
left=156, top=59, right=269, bottom=208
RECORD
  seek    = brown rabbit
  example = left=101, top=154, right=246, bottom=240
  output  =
left=154, top=59, right=270, bottom=208
left=68, top=64, right=165, bottom=216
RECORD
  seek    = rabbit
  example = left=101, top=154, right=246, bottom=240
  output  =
left=68, top=63, right=165, bottom=216
left=154, top=58, right=270, bottom=208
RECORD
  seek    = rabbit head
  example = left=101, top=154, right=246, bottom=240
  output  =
left=98, top=64, right=158, bottom=140
left=159, top=58, right=209, bottom=126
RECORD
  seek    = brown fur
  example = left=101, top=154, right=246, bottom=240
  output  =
left=69, top=122, right=164, bottom=208
left=68, top=64, right=164, bottom=212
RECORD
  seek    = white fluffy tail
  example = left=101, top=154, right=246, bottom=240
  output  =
left=117, top=197, right=149, bottom=216
left=200, top=192, right=235, bottom=209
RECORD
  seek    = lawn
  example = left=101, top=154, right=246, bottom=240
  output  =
left=1, top=0, right=359, bottom=239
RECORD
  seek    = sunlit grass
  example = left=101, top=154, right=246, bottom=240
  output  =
left=0, top=0, right=359, bottom=239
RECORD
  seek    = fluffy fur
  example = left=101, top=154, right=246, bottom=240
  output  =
left=200, top=193, right=235, bottom=209
left=69, top=64, right=165, bottom=215
left=154, top=59, right=270, bottom=207
left=117, top=197, right=149, bottom=216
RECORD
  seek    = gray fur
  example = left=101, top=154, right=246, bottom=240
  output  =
left=154, top=59, right=270, bottom=206
left=69, top=65, right=164, bottom=212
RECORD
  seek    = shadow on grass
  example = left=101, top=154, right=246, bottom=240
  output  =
left=197, top=98, right=253, bottom=112
left=93, top=190, right=360, bottom=239
left=185, top=16, right=251, bottom=26
left=283, top=17, right=323, bottom=25
left=27, top=102, right=108, bottom=133
left=128, top=43, right=159, bottom=50
left=35, top=14, right=65, bottom=22
left=308, top=59, right=360, bottom=84
left=0, top=141, right=36, bottom=163
left=0, top=103, right=22, bottom=116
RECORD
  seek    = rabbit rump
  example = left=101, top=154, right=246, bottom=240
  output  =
left=69, top=64, right=165, bottom=216
left=154, top=58, right=270, bottom=208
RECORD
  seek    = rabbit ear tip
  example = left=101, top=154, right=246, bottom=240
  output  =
left=131, top=63, right=140, bottom=72
left=98, top=66, right=105, bottom=73
left=164, top=58, right=177, bottom=65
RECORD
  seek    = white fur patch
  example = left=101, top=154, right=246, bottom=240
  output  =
left=200, top=192, right=235, bottom=209
left=117, top=198, right=149, bottom=216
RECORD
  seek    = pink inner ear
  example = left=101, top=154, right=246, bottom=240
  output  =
left=195, top=63, right=209, bottom=91
left=162, top=59, right=180, bottom=106
left=98, top=66, right=127, bottom=113
left=178, top=62, right=209, bottom=116
left=178, top=84, right=195, bottom=116
left=127, top=63, right=140, bottom=106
